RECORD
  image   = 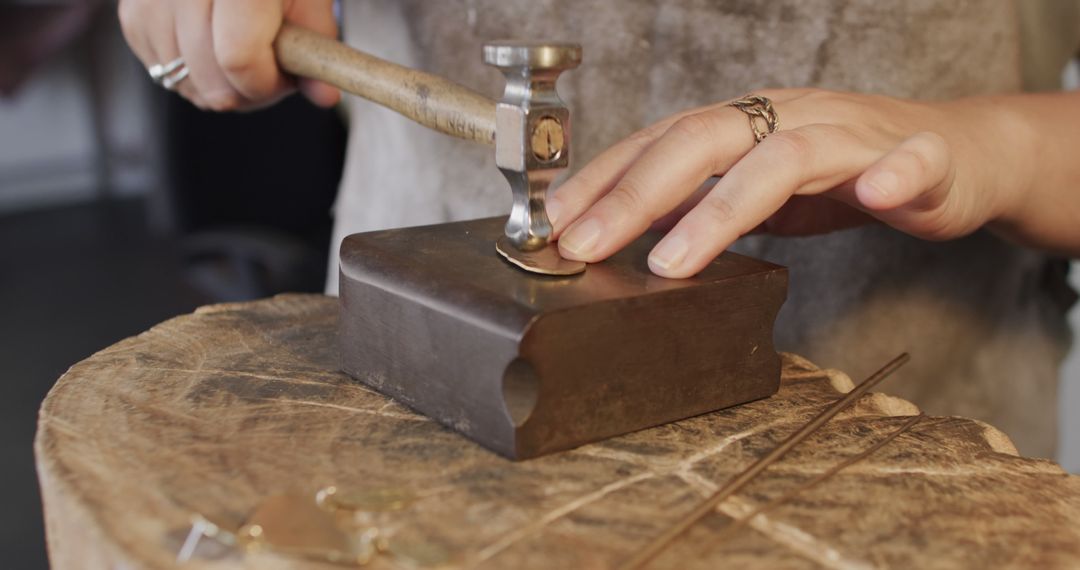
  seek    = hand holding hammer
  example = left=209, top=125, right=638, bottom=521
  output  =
left=273, top=25, right=584, bottom=273
left=120, top=0, right=582, bottom=272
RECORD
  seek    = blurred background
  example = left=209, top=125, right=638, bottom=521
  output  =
left=1, top=2, right=1079, bottom=569
left=1, top=2, right=345, bottom=567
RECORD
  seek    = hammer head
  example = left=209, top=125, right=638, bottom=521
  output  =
left=484, top=42, right=581, bottom=253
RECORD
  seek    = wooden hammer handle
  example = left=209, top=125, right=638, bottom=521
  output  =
left=274, top=24, right=497, bottom=146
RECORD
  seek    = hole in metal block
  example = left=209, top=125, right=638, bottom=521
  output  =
left=502, top=358, right=539, bottom=427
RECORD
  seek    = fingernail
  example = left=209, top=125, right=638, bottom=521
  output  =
left=560, top=218, right=603, bottom=258
left=867, top=170, right=899, bottom=198
left=546, top=197, right=562, bottom=226
left=649, top=233, right=690, bottom=272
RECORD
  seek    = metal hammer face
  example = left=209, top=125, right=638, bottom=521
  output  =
left=483, top=42, right=581, bottom=253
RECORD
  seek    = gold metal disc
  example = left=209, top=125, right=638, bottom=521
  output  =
left=495, top=236, right=586, bottom=276
left=316, top=486, right=416, bottom=513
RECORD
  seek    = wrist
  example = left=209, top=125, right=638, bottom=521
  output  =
left=946, top=96, right=1039, bottom=232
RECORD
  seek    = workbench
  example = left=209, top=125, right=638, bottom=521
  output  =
left=35, top=294, right=1080, bottom=568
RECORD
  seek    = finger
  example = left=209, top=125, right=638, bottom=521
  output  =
left=547, top=114, right=687, bottom=234
left=120, top=0, right=202, bottom=105
left=854, top=132, right=955, bottom=238
left=649, top=178, right=716, bottom=232
left=176, top=0, right=249, bottom=110
left=298, top=78, right=341, bottom=108
left=549, top=89, right=812, bottom=235
left=152, top=6, right=204, bottom=105
left=648, top=125, right=880, bottom=278
left=648, top=175, right=866, bottom=235
left=212, top=0, right=290, bottom=102
left=558, top=107, right=759, bottom=263
left=284, top=0, right=341, bottom=108
left=761, top=195, right=876, bottom=236
left=118, top=0, right=154, bottom=66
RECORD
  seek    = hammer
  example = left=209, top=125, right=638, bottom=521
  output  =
left=274, top=25, right=584, bottom=275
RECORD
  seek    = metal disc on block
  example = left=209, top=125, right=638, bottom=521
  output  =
left=495, top=236, right=585, bottom=276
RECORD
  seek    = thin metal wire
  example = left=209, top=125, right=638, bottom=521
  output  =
left=621, top=352, right=911, bottom=570
left=704, top=413, right=924, bottom=548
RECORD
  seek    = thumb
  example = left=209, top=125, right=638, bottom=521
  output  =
left=854, top=131, right=962, bottom=239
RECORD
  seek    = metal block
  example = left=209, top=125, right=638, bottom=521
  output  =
left=339, top=217, right=787, bottom=459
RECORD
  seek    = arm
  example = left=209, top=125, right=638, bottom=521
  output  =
left=548, top=89, right=1080, bottom=278
left=979, top=91, right=1080, bottom=255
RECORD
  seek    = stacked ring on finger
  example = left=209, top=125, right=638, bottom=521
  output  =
left=728, top=95, right=779, bottom=144
left=148, top=57, right=189, bottom=90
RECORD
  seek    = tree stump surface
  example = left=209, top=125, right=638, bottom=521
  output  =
left=35, top=294, right=1080, bottom=569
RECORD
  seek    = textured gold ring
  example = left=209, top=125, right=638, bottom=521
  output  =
left=728, top=95, right=779, bottom=144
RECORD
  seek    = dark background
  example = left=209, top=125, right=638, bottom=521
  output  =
left=1, top=3, right=345, bottom=567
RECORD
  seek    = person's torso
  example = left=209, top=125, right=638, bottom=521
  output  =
left=334, top=0, right=1072, bottom=457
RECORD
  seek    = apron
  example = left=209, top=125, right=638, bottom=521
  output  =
left=332, top=0, right=1074, bottom=458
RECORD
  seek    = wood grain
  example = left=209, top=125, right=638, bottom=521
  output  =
left=35, top=295, right=1080, bottom=569
left=274, top=24, right=496, bottom=145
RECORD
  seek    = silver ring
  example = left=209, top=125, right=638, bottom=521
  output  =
left=148, top=57, right=188, bottom=90
left=161, top=66, right=189, bottom=90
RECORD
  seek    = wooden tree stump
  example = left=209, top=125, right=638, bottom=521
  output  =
left=36, top=294, right=1080, bottom=569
